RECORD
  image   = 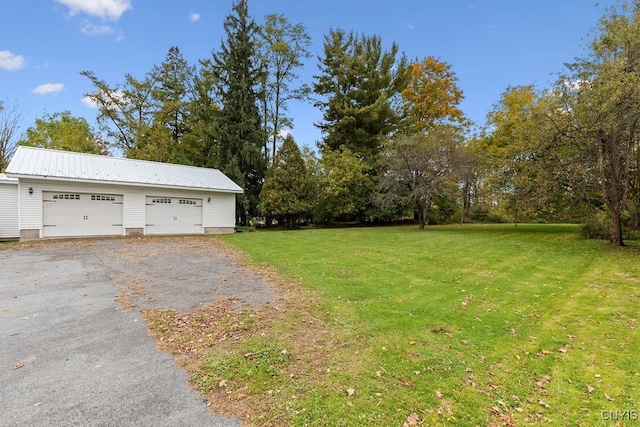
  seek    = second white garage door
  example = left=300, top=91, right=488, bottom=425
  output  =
left=145, top=196, right=203, bottom=235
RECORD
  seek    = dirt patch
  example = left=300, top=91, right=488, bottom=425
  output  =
left=92, top=235, right=282, bottom=314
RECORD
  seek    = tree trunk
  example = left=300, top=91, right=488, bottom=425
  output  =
left=597, top=135, right=627, bottom=246
left=418, top=203, right=425, bottom=230
left=610, top=210, right=624, bottom=246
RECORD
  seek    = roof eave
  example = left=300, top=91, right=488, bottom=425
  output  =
left=4, top=173, right=244, bottom=194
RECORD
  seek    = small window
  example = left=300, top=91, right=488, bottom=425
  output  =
left=91, top=195, right=115, bottom=201
left=54, top=193, right=79, bottom=200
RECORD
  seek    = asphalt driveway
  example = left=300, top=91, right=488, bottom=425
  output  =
left=0, top=236, right=279, bottom=427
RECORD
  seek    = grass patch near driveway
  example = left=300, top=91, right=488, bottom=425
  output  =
left=147, top=224, right=640, bottom=426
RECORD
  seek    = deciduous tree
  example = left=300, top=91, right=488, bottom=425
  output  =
left=559, top=1, right=640, bottom=245
left=379, top=126, right=464, bottom=230
left=258, top=14, right=312, bottom=163
left=315, top=146, right=373, bottom=222
left=0, top=99, right=23, bottom=171
left=400, top=57, right=466, bottom=133
left=18, top=111, right=106, bottom=155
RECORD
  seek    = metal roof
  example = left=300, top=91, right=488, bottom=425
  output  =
left=0, top=173, right=18, bottom=184
left=6, top=146, right=243, bottom=193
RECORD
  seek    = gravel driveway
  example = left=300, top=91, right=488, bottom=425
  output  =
left=0, top=236, right=279, bottom=427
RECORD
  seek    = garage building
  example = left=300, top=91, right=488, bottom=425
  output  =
left=5, top=146, right=243, bottom=241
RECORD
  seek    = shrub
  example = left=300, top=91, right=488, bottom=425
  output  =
left=580, top=220, right=608, bottom=240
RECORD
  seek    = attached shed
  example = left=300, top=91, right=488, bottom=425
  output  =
left=5, top=146, right=243, bottom=241
left=0, top=173, right=19, bottom=240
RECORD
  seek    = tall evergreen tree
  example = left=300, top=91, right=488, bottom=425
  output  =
left=313, top=29, right=407, bottom=220
left=82, top=46, right=196, bottom=163
left=208, top=0, right=266, bottom=223
left=259, top=134, right=312, bottom=228
left=185, top=65, right=221, bottom=168
left=313, top=29, right=408, bottom=165
left=152, top=47, right=195, bottom=155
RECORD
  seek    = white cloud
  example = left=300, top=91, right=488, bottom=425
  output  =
left=55, top=0, right=132, bottom=20
left=81, top=23, right=114, bottom=36
left=406, top=24, right=415, bottom=31
left=0, top=50, right=26, bottom=71
left=32, top=83, right=65, bottom=96
left=279, top=129, right=291, bottom=139
left=189, top=11, right=201, bottom=22
left=83, top=89, right=126, bottom=108
left=82, top=95, right=98, bottom=108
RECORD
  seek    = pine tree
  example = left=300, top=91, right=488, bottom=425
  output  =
left=259, top=135, right=312, bottom=228
left=313, top=29, right=408, bottom=165
left=313, top=29, right=407, bottom=220
left=208, top=0, right=266, bottom=223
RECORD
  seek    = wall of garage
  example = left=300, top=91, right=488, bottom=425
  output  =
left=17, top=178, right=237, bottom=240
left=0, top=180, right=19, bottom=240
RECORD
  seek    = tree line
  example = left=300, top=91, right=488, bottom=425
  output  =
left=2, top=0, right=639, bottom=245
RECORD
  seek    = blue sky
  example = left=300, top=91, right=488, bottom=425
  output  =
left=1, top=0, right=614, bottom=151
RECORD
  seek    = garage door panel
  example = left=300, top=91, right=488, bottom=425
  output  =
left=145, top=196, right=202, bottom=235
left=42, top=192, right=123, bottom=238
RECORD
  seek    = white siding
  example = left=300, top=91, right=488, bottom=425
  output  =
left=123, top=192, right=146, bottom=229
left=206, top=192, right=236, bottom=228
left=19, top=179, right=44, bottom=233
left=0, top=182, right=19, bottom=239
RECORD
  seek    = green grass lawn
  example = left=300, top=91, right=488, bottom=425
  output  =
left=155, top=224, right=640, bottom=426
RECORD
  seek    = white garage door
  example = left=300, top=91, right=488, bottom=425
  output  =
left=145, top=196, right=203, bottom=235
left=42, top=192, right=123, bottom=238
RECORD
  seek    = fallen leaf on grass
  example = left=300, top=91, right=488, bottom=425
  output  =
left=538, top=399, right=550, bottom=408
left=586, top=384, right=595, bottom=394
left=557, top=347, right=568, bottom=353
left=605, top=393, right=614, bottom=401
left=403, top=413, right=422, bottom=426
left=346, top=388, right=355, bottom=397
left=218, top=380, right=227, bottom=388
left=435, top=390, right=443, bottom=399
